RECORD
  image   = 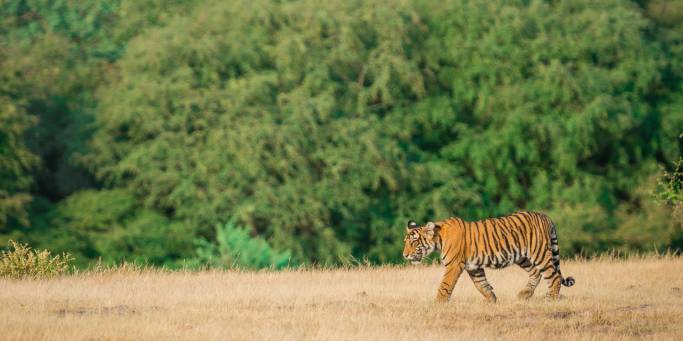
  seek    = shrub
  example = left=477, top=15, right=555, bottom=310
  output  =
left=0, top=240, right=73, bottom=279
left=657, top=157, right=683, bottom=227
left=192, top=221, right=292, bottom=270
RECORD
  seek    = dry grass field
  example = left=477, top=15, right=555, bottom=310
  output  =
left=1, top=257, right=682, bottom=340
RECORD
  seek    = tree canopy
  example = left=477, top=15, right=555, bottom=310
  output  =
left=1, top=0, right=682, bottom=267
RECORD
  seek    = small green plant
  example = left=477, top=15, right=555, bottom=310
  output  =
left=657, top=158, right=683, bottom=226
left=658, top=159, right=683, bottom=202
left=0, top=240, right=73, bottom=279
left=191, top=221, right=292, bottom=270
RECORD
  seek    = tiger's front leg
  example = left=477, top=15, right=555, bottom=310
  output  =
left=436, top=262, right=465, bottom=302
left=467, top=268, right=497, bottom=303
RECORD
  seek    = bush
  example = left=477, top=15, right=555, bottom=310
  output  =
left=0, top=240, right=73, bottom=279
left=657, top=157, right=683, bottom=227
left=192, top=221, right=292, bottom=270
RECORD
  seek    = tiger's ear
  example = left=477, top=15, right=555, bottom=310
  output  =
left=407, top=220, right=418, bottom=229
left=424, top=222, right=440, bottom=238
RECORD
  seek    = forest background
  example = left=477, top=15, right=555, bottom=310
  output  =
left=1, top=0, right=682, bottom=269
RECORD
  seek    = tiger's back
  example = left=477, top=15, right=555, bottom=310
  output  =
left=443, top=211, right=557, bottom=271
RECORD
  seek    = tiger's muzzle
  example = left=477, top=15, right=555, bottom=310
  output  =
left=404, top=253, right=423, bottom=265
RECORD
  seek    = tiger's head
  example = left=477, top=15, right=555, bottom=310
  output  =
left=402, top=220, right=440, bottom=264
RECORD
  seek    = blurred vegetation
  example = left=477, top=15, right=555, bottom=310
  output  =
left=1, top=0, right=682, bottom=268
left=191, top=221, right=292, bottom=270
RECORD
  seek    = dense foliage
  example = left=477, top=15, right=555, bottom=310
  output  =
left=1, top=0, right=682, bottom=268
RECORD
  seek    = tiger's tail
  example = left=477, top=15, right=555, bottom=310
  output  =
left=549, top=219, right=575, bottom=287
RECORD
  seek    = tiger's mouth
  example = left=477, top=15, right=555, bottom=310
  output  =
left=405, top=255, right=422, bottom=265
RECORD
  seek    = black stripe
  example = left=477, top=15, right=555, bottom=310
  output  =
left=478, top=220, right=494, bottom=257
left=469, top=222, right=479, bottom=258
left=492, top=219, right=511, bottom=255
left=509, top=215, right=528, bottom=252
left=517, top=212, right=537, bottom=248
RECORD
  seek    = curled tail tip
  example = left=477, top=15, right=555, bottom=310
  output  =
left=562, top=276, right=575, bottom=287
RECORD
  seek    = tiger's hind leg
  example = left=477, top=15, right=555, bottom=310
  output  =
left=516, top=257, right=541, bottom=300
left=538, top=250, right=562, bottom=299
left=543, top=268, right=562, bottom=299
left=467, top=268, right=497, bottom=303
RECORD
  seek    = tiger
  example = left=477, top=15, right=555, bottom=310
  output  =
left=402, top=211, right=575, bottom=303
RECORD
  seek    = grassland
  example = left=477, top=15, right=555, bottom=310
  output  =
left=1, top=257, right=682, bottom=340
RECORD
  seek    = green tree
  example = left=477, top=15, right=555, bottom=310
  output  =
left=0, top=97, right=37, bottom=227
left=0, top=0, right=196, bottom=265
left=32, top=190, right=194, bottom=267
left=2, top=0, right=682, bottom=267
left=86, top=0, right=683, bottom=264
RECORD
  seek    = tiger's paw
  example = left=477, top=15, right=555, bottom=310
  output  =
left=544, top=293, right=561, bottom=300
left=517, top=289, right=534, bottom=300
left=484, top=295, right=497, bottom=303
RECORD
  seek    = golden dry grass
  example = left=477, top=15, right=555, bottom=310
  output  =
left=1, top=258, right=682, bottom=340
